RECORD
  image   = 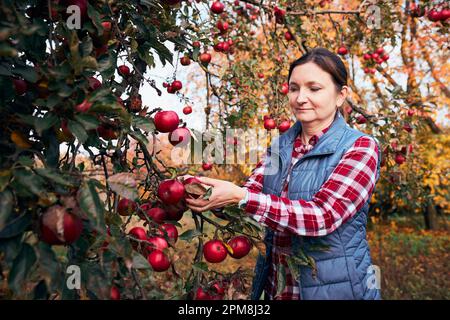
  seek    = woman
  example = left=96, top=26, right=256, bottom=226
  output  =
left=186, top=47, right=382, bottom=300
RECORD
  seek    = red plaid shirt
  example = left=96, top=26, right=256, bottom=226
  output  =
left=242, top=125, right=379, bottom=300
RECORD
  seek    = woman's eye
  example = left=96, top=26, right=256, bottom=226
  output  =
left=289, top=87, right=298, bottom=92
left=310, top=87, right=321, bottom=92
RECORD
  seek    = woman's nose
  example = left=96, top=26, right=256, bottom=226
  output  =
left=295, top=88, right=308, bottom=104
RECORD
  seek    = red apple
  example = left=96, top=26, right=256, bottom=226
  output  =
left=202, top=163, right=213, bottom=171
left=157, top=223, right=178, bottom=243
left=75, top=99, right=93, bottom=113
left=147, top=249, right=171, bottom=272
left=118, top=65, right=130, bottom=77
left=199, top=52, right=212, bottom=65
left=264, top=118, right=276, bottom=130
left=154, top=110, right=179, bottom=133
left=143, top=207, right=167, bottom=224
left=280, top=82, right=289, bottom=95
left=337, top=46, right=348, bottom=55
left=117, top=198, right=137, bottom=216
left=183, top=105, right=192, bottom=114
left=157, top=179, right=186, bottom=205
left=210, top=1, right=225, bottom=14
left=13, top=78, right=27, bottom=96
left=110, top=286, right=120, bottom=300
left=40, top=205, right=83, bottom=245
left=403, top=123, right=413, bottom=133
left=227, top=236, right=252, bottom=259
left=356, top=115, right=367, bottom=124
left=203, top=240, right=227, bottom=263
left=169, top=127, right=191, bottom=146
left=180, top=56, right=191, bottom=66
left=88, top=77, right=101, bottom=91
left=171, top=80, right=182, bottom=91
left=146, top=236, right=169, bottom=252
left=394, top=153, right=406, bottom=165
left=428, top=9, right=442, bottom=22
left=284, top=31, right=293, bottom=41
left=97, top=125, right=118, bottom=140
left=278, top=120, right=291, bottom=133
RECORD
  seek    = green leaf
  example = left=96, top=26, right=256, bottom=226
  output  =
left=87, top=3, right=103, bottom=31
left=152, top=41, right=173, bottom=66
left=68, top=120, right=88, bottom=144
left=89, top=87, right=111, bottom=101
left=16, top=156, right=34, bottom=167
left=202, top=187, right=213, bottom=200
left=12, top=65, right=38, bottom=83
left=192, top=261, right=209, bottom=272
left=129, top=130, right=149, bottom=145
left=57, top=84, right=74, bottom=98
left=42, top=129, right=60, bottom=168
left=0, top=235, right=22, bottom=264
left=275, top=263, right=286, bottom=298
left=0, top=64, right=12, bottom=76
left=131, top=39, right=138, bottom=53
left=132, top=253, right=151, bottom=269
left=108, top=172, right=138, bottom=201
left=81, top=262, right=109, bottom=299
left=33, top=280, right=49, bottom=300
left=0, top=213, right=32, bottom=239
left=307, top=241, right=330, bottom=252
left=78, top=180, right=106, bottom=234
left=34, top=168, right=76, bottom=187
left=286, top=256, right=300, bottom=281
left=0, top=189, right=14, bottom=231
left=74, top=114, right=100, bottom=130
left=80, top=56, right=98, bottom=70
left=179, top=229, right=203, bottom=242
left=0, top=42, right=18, bottom=57
left=137, top=47, right=155, bottom=68
left=98, top=53, right=116, bottom=78
left=8, top=243, right=37, bottom=294
left=46, top=94, right=62, bottom=109
left=34, top=113, right=59, bottom=135
left=307, top=255, right=318, bottom=279
left=80, top=36, right=93, bottom=57
left=132, top=116, right=155, bottom=133
left=36, top=242, right=62, bottom=293
left=0, top=170, right=11, bottom=192
left=13, top=168, right=46, bottom=197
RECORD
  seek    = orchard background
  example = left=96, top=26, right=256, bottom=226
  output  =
left=0, top=0, right=449, bottom=300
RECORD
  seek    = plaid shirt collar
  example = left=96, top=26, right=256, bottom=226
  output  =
left=294, top=125, right=331, bottom=152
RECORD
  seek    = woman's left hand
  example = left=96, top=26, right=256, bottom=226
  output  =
left=184, top=177, right=247, bottom=213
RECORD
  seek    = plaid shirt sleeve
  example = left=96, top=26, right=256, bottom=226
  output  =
left=244, top=136, right=379, bottom=237
left=241, top=153, right=267, bottom=193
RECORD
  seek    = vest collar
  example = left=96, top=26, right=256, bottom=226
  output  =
left=275, top=111, right=347, bottom=158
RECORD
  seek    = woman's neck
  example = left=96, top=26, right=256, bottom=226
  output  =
left=301, top=114, right=335, bottom=142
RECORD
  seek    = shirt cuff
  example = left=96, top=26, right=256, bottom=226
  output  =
left=243, top=189, right=268, bottom=218
left=238, top=188, right=249, bottom=209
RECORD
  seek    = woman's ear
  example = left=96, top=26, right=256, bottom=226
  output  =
left=337, top=85, right=349, bottom=107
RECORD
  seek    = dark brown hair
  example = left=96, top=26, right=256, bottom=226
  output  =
left=288, top=47, right=348, bottom=92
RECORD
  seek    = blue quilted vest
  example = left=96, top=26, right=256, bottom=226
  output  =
left=250, top=111, right=382, bottom=300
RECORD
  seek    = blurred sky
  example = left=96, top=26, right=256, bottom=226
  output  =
left=141, top=45, right=449, bottom=131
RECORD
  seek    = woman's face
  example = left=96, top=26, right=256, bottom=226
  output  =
left=288, top=62, right=348, bottom=125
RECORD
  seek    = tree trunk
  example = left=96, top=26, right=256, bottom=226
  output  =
left=424, top=199, right=438, bottom=230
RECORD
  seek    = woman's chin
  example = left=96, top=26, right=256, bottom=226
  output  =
left=294, top=113, right=314, bottom=122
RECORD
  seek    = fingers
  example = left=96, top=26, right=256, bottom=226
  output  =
left=179, top=174, right=194, bottom=181
left=196, top=176, right=219, bottom=186
left=186, top=200, right=209, bottom=213
left=185, top=197, right=209, bottom=206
